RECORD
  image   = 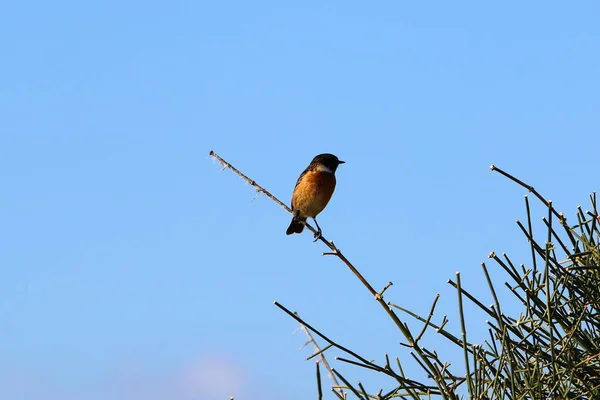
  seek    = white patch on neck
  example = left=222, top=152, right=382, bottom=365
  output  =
left=315, top=164, right=333, bottom=173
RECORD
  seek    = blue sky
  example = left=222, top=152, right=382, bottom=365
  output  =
left=1, top=1, right=599, bottom=399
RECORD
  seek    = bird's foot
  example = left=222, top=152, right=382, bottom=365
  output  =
left=313, top=229, right=322, bottom=242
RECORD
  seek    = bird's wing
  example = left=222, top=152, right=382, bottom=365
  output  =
left=290, top=166, right=312, bottom=209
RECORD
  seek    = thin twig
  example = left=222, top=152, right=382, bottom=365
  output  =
left=316, top=362, right=323, bottom=400
left=296, top=312, right=344, bottom=398
left=490, top=165, right=565, bottom=223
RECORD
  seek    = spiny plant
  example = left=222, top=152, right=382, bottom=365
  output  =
left=211, top=151, right=600, bottom=399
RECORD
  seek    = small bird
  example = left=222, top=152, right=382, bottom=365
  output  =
left=286, top=153, right=345, bottom=239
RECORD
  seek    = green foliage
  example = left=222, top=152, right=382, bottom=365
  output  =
left=430, top=193, right=600, bottom=400
left=458, top=194, right=600, bottom=399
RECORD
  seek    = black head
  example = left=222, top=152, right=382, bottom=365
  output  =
left=310, top=153, right=345, bottom=173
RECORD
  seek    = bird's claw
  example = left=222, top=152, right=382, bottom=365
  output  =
left=313, top=230, right=322, bottom=242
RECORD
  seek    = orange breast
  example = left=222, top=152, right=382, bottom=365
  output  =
left=291, top=170, right=337, bottom=218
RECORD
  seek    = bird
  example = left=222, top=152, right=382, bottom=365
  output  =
left=286, top=153, right=345, bottom=239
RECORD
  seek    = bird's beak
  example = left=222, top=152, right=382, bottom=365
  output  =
left=339, top=160, right=346, bottom=164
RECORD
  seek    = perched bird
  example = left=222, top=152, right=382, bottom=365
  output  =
left=286, top=153, right=345, bottom=239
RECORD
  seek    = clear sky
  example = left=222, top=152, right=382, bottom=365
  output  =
left=1, top=1, right=599, bottom=399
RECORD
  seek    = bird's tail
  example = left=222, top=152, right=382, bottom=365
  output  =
left=286, top=217, right=305, bottom=235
